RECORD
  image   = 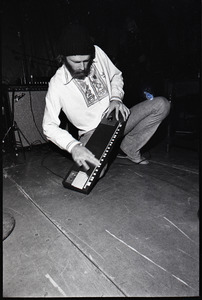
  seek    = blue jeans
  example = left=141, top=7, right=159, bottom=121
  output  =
left=120, top=96, right=170, bottom=160
left=80, top=97, right=170, bottom=160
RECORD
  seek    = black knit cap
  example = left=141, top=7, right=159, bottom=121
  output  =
left=58, top=24, right=95, bottom=57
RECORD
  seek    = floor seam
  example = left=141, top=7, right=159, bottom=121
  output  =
left=6, top=174, right=127, bottom=297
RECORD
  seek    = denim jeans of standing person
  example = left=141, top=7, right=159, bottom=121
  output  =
left=79, top=96, right=170, bottom=162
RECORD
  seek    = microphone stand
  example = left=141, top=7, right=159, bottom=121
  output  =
left=2, top=89, right=31, bottom=159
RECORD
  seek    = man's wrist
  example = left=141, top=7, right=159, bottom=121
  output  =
left=110, top=96, right=122, bottom=102
left=66, top=140, right=82, bottom=153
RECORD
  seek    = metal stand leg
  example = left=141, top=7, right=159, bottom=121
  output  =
left=13, top=121, right=31, bottom=159
left=1, top=89, right=31, bottom=160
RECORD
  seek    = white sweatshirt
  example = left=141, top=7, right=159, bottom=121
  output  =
left=42, top=45, right=124, bottom=152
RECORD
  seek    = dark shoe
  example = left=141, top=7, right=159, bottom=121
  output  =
left=117, top=149, right=128, bottom=159
left=117, top=150, right=149, bottom=165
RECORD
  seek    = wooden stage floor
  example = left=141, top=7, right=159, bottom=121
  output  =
left=3, top=141, right=199, bottom=297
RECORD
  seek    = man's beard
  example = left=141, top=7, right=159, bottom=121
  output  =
left=65, top=59, right=92, bottom=80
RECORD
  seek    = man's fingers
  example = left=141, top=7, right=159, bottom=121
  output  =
left=76, top=152, right=100, bottom=170
left=102, top=107, right=110, bottom=118
left=116, top=106, right=126, bottom=121
left=115, top=107, right=120, bottom=120
left=75, top=159, right=90, bottom=170
left=104, top=109, right=111, bottom=119
left=119, top=105, right=130, bottom=121
left=87, top=155, right=100, bottom=167
left=75, top=159, right=82, bottom=167
left=81, top=160, right=90, bottom=171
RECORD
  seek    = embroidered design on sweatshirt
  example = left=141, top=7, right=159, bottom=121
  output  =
left=74, top=65, right=108, bottom=107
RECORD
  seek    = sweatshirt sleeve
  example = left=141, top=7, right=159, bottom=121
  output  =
left=95, top=45, right=124, bottom=102
left=42, top=80, right=80, bottom=153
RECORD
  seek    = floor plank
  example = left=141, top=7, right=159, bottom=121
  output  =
left=3, top=143, right=199, bottom=297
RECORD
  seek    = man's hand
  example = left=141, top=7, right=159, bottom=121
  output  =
left=105, top=100, right=130, bottom=121
left=71, top=144, right=100, bottom=171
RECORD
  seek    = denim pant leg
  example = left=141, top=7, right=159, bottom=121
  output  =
left=120, top=96, right=170, bottom=160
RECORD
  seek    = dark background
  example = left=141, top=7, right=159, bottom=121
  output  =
left=2, top=0, right=200, bottom=89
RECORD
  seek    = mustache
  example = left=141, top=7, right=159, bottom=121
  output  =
left=74, top=70, right=86, bottom=74
left=72, top=68, right=91, bottom=79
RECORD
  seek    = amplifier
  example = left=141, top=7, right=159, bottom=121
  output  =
left=7, top=85, right=48, bottom=147
left=63, top=112, right=125, bottom=194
